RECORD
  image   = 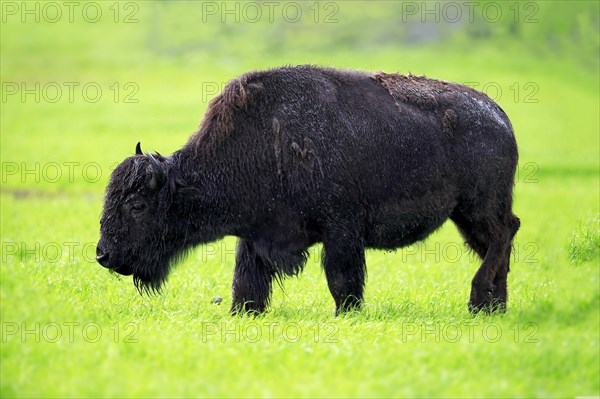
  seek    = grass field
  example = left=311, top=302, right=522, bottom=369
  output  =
left=1, top=1, right=599, bottom=398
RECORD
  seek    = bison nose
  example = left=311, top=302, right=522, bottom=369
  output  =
left=96, top=251, right=110, bottom=268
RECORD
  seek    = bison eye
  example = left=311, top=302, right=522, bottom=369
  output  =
left=131, top=203, right=146, bottom=212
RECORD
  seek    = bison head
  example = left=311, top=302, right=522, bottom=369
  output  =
left=96, top=143, right=185, bottom=294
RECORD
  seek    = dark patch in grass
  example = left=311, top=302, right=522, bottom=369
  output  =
left=1, top=188, right=101, bottom=201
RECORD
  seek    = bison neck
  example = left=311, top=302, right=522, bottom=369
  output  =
left=172, top=147, right=262, bottom=246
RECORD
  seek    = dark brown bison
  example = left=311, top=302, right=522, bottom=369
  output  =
left=96, top=65, right=520, bottom=315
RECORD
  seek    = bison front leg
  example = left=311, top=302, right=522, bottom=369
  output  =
left=231, top=239, right=274, bottom=315
left=323, top=231, right=366, bottom=315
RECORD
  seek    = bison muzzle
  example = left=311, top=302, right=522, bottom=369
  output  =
left=97, top=66, right=520, bottom=315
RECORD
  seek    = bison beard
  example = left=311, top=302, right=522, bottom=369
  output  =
left=97, top=65, right=520, bottom=315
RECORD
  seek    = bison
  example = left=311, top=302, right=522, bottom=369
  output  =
left=96, top=65, right=520, bottom=315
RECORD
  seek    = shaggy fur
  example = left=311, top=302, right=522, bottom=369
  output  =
left=97, top=65, right=520, bottom=314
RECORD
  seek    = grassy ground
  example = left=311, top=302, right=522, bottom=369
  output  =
left=1, top=1, right=599, bottom=398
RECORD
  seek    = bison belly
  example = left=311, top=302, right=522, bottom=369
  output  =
left=365, top=192, right=457, bottom=249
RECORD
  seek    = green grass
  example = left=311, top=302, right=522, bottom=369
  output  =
left=1, top=1, right=599, bottom=398
left=569, top=215, right=600, bottom=265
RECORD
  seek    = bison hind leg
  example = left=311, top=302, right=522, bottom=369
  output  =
left=451, top=206, right=520, bottom=313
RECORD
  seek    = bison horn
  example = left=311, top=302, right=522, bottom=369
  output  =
left=147, top=152, right=165, bottom=190
left=135, top=142, right=143, bottom=155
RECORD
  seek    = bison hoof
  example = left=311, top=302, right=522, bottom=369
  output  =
left=335, top=297, right=363, bottom=316
left=469, top=282, right=508, bottom=314
left=230, top=302, right=266, bottom=316
left=468, top=299, right=506, bottom=314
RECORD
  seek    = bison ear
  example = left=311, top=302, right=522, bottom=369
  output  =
left=135, top=142, right=143, bottom=155
left=147, top=152, right=165, bottom=190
